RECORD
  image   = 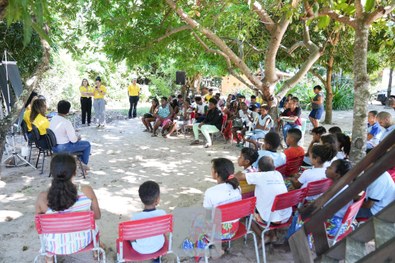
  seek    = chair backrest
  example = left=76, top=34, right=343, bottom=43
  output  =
left=118, top=214, right=173, bottom=242
left=216, top=197, right=256, bottom=222
left=340, top=192, right=366, bottom=226
left=46, top=128, right=57, bottom=148
left=31, top=124, right=41, bottom=144
left=276, top=164, right=287, bottom=176
left=20, top=120, right=29, bottom=142
left=305, top=178, right=333, bottom=198
left=35, top=211, right=95, bottom=234
left=271, top=189, right=305, bottom=212
left=220, top=113, right=228, bottom=133
left=285, top=155, right=304, bottom=176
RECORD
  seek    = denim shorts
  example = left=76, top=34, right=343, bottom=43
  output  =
left=309, top=108, right=324, bottom=120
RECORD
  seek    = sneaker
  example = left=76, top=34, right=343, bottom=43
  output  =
left=97, top=124, right=101, bottom=128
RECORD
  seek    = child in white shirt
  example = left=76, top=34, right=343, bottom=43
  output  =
left=130, top=181, right=166, bottom=254
left=253, top=132, right=286, bottom=168
left=237, top=147, right=259, bottom=199
left=235, top=156, right=291, bottom=243
left=203, top=158, right=242, bottom=240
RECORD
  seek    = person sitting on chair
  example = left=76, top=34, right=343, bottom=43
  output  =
left=35, top=154, right=103, bottom=262
left=190, top=98, right=222, bottom=148
left=50, top=100, right=91, bottom=172
left=31, top=98, right=50, bottom=148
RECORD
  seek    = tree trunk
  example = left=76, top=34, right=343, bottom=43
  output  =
left=386, top=68, right=393, bottom=106
left=0, top=37, right=50, bottom=161
left=349, top=23, right=370, bottom=163
left=0, top=0, right=8, bottom=20
left=324, top=54, right=334, bottom=124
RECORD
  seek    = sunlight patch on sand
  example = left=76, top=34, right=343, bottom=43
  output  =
left=0, top=210, right=23, bottom=222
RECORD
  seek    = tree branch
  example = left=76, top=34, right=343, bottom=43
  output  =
left=319, top=7, right=357, bottom=28
left=250, top=1, right=275, bottom=33
left=355, top=0, right=363, bottom=18
left=165, top=0, right=263, bottom=90
left=310, top=68, right=326, bottom=87
left=153, top=25, right=191, bottom=43
left=365, top=2, right=395, bottom=25
left=193, top=33, right=256, bottom=91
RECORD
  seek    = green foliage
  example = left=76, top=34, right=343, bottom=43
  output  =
left=331, top=81, right=354, bottom=110
left=0, top=21, right=43, bottom=79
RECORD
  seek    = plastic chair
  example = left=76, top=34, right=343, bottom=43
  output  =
left=257, top=189, right=305, bottom=263
left=275, top=164, right=287, bottom=176
left=284, top=155, right=304, bottom=177
left=205, top=197, right=260, bottom=263
left=46, top=128, right=86, bottom=178
left=116, top=214, right=179, bottom=263
left=303, top=178, right=333, bottom=203
left=34, top=211, right=105, bottom=263
left=31, top=124, right=52, bottom=174
left=329, top=192, right=366, bottom=245
left=210, top=113, right=228, bottom=143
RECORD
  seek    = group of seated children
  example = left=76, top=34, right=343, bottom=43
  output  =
left=37, top=142, right=395, bottom=261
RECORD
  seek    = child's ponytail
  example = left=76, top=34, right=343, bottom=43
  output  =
left=211, top=158, right=239, bottom=190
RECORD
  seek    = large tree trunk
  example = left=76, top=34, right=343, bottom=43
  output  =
left=0, top=37, right=50, bottom=162
left=324, top=54, right=334, bottom=124
left=349, top=23, right=370, bottom=163
left=386, top=68, right=393, bottom=106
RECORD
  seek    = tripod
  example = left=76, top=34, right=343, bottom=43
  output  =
left=3, top=122, right=36, bottom=169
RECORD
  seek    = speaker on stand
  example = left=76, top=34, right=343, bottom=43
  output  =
left=176, top=71, right=186, bottom=85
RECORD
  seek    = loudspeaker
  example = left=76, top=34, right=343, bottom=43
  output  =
left=176, top=71, right=186, bottom=85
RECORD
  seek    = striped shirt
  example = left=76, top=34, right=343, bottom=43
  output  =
left=44, top=187, right=95, bottom=255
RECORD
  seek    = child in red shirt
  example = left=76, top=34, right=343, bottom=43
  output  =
left=284, top=128, right=304, bottom=161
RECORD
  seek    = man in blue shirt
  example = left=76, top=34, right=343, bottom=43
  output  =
left=366, top=110, right=382, bottom=152
left=377, top=111, right=395, bottom=142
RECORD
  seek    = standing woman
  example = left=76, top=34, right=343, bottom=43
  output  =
left=80, top=78, right=94, bottom=126
left=35, top=153, right=102, bottom=261
left=30, top=98, right=50, bottom=148
left=309, top=85, right=324, bottom=128
left=93, top=76, right=107, bottom=128
left=127, top=77, right=140, bottom=119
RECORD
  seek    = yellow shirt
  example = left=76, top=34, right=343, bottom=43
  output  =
left=128, top=83, right=140, bottom=96
left=205, top=94, right=213, bottom=101
left=93, top=85, right=107, bottom=99
left=80, top=85, right=94, bottom=98
left=33, top=114, right=49, bottom=135
left=23, top=109, right=32, bottom=131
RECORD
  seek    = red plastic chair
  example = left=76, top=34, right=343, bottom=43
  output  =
left=275, top=164, right=287, bottom=176
left=303, top=178, right=333, bottom=203
left=329, top=192, right=366, bottom=245
left=257, top=189, right=305, bottom=263
left=284, top=155, right=304, bottom=177
left=205, top=197, right=260, bottom=263
left=116, top=214, right=179, bottom=263
left=388, top=166, right=395, bottom=182
left=34, top=211, right=105, bottom=262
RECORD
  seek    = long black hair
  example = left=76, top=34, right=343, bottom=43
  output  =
left=47, top=154, right=78, bottom=212
left=211, top=158, right=239, bottom=189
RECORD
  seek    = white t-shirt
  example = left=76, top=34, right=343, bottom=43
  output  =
left=203, top=183, right=242, bottom=209
left=253, top=150, right=286, bottom=169
left=246, top=171, right=292, bottom=222
left=298, top=167, right=327, bottom=200
left=194, top=103, right=207, bottom=115
left=238, top=109, right=252, bottom=125
left=130, top=209, right=166, bottom=254
left=366, top=172, right=395, bottom=215
left=49, top=115, right=78, bottom=144
left=325, top=185, right=351, bottom=218
left=257, top=114, right=273, bottom=129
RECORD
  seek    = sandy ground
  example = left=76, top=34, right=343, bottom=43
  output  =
left=0, top=102, right=394, bottom=263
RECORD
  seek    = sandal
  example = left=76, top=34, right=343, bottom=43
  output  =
left=204, top=143, right=211, bottom=148
left=190, top=140, right=200, bottom=145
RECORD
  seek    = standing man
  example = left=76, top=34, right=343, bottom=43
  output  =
left=93, top=76, right=107, bottom=128
left=128, top=76, right=140, bottom=119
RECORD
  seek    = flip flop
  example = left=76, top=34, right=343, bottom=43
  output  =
left=190, top=140, right=200, bottom=145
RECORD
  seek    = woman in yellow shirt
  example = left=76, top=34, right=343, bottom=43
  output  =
left=80, top=79, right=94, bottom=126
left=30, top=98, right=49, bottom=148
left=93, top=76, right=107, bottom=128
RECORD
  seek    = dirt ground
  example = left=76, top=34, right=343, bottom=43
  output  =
left=0, top=102, right=394, bottom=263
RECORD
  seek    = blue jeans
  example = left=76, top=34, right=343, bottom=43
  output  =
left=53, top=140, right=91, bottom=165
left=283, top=123, right=301, bottom=141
